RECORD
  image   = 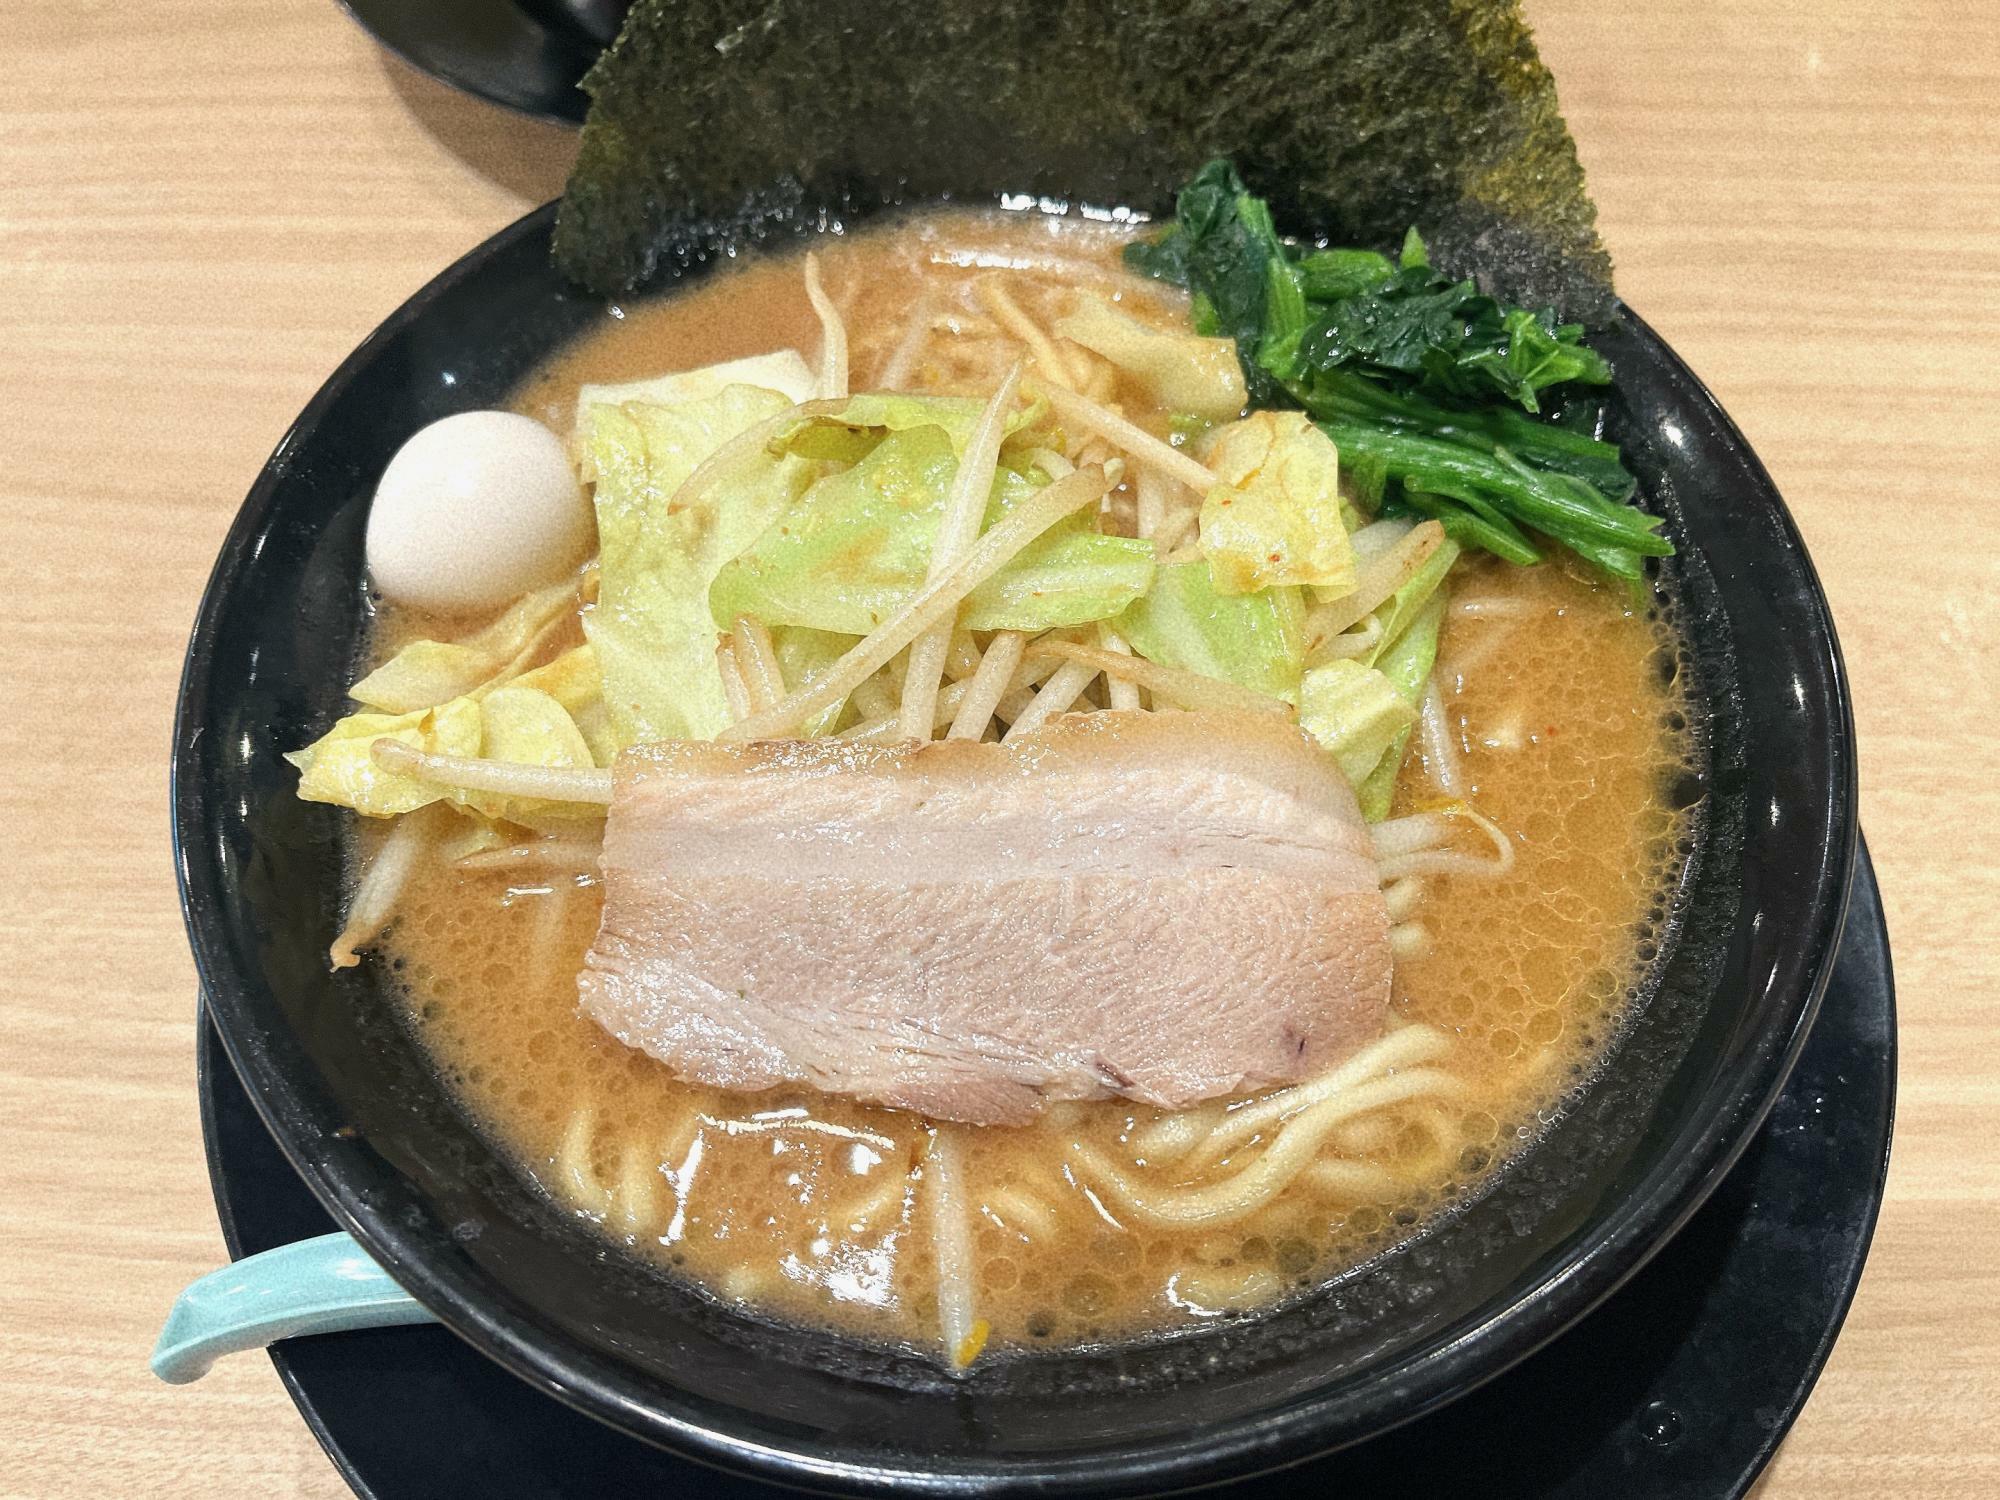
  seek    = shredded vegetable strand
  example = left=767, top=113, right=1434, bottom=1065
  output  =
left=732, top=616, right=785, bottom=711
left=1306, top=521, right=1445, bottom=649
left=368, top=740, right=613, bottom=805
left=1024, top=446, right=1074, bottom=480
left=456, top=838, right=602, bottom=875
left=1097, top=625, right=1143, bottom=710
left=803, top=252, right=848, bottom=400
left=946, top=630, right=1027, bottom=740
left=1348, top=517, right=1419, bottom=566
left=1438, top=615, right=1522, bottom=687
left=660, top=397, right=846, bottom=522
left=1418, top=683, right=1469, bottom=799
left=1022, top=638, right=1289, bottom=717
left=1001, top=657, right=1100, bottom=741
left=1452, top=594, right=1539, bottom=619
left=716, top=637, right=754, bottom=722
left=875, top=290, right=934, bottom=389
left=840, top=679, right=972, bottom=743
left=1133, top=467, right=1167, bottom=540
left=928, top=245, right=1143, bottom=293
left=1037, top=384, right=1218, bottom=493
left=1078, top=348, right=1118, bottom=402
left=1317, top=615, right=1385, bottom=661
left=899, top=365, right=1023, bottom=740
left=974, top=277, right=1085, bottom=389
left=1382, top=875, right=1424, bottom=921
left=1389, top=922, right=1434, bottom=960
left=1151, top=502, right=1199, bottom=556
left=992, top=652, right=1064, bottom=723
left=934, top=311, right=1000, bottom=337
left=926, top=1128, right=986, bottom=1368
left=329, top=803, right=445, bottom=968
left=1074, top=437, right=1114, bottom=471
left=944, top=629, right=982, bottom=681
left=523, top=882, right=574, bottom=1008
left=850, top=669, right=898, bottom=722
left=719, top=467, right=1111, bottom=741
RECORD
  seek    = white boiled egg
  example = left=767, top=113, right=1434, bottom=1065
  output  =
left=366, top=411, right=591, bottom=615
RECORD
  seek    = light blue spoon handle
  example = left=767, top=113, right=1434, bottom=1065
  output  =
left=151, top=1231, right=439, bottom=1383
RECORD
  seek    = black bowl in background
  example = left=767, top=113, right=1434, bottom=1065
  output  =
left=173, top=200, right=1855, bottom=1495
left=337, top=0, right=600, bottom=125
left=516, top=0, right=633, bottom=49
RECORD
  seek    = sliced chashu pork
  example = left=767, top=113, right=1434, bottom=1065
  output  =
left=579, top=710, right=1391, bottom=1126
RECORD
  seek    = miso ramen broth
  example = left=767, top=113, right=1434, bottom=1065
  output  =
left=359, top=211, right=1699, bottom=1354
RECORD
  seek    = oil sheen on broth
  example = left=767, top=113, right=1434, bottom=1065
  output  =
left=367, top=211, right=1699, bottom=1352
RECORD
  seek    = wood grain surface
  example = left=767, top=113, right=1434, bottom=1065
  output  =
left=2, top=1, right=1994, bottom=1495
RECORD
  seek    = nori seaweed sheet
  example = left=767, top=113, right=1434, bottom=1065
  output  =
left=555, top=0, right=1614, bottom=319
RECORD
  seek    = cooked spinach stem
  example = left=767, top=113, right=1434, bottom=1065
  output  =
left=1318, top=422, right=1671, bottom=557
left=1399, top=479, right=1541, bottom=559
left=1562, top=535, right=1647, bottom=583
left=1397, top=491, right=1541, bottom=566
left=1294, top=367, right=1635, bottom=501
left=1482, top=406, right=1635, bottom=499
left=1128, top=159, right=1671, bottom=580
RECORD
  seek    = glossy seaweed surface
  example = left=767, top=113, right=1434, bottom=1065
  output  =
left=173, top=202, right=1855, bottom=1494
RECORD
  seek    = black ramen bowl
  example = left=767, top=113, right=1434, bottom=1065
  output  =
left=174, top=200, right=1855, bottom=1495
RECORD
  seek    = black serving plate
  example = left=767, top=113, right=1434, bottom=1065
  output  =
left=199, top=844, right=1893, bottom=1500
left=337, top=0, right=602, bottom=125
left=173, top=198, right=1856, bottom=1493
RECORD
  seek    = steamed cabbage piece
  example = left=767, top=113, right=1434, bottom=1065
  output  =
left=1298, top=660, right=1417, bottom=787
left=296, top=336, right=1448, bottom=831
left=1096, top=401, right=1453, bottom=815
left=347, top=576, right=577, bottom=714
left=513, top=643, right=620, bottom=766
left=771, top=625, right=855, bottom=738
left=287, top=677, right=603, bottom=827
left=1053, top=294, right=1244, bottom=420
left=291, top=564, right=616, bottom=823
left=711, top=419, right=1155, bottom=635
left=583, top=384, right=814, bottom=745
left=290, top=698, right=483, bottom=817
left=571, top=349, right=815, bottom=432
left=1114, top=560, right=1306, bottom=704
left=788, top=391, right=1047, bottom=457
left=593, top=387, right=1153, bottom=732
left=470, top=685, right=600, bottom=822
left=1198, top=412, right=1356, bottom=596
left=294, top=380, right=1109, bottom=825
left=1302, top=538, right=1459, bottom=820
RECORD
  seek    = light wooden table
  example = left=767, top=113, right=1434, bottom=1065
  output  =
left=3, top=1, right=1994, bottom=1495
